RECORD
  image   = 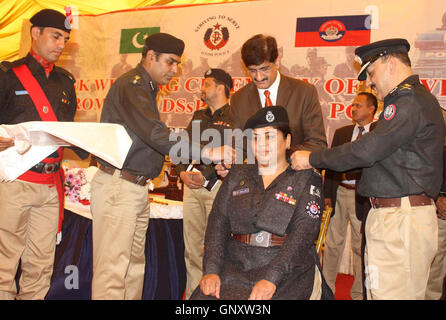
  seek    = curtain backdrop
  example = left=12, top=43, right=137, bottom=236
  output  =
left=0, top=0, right=249, bottom=61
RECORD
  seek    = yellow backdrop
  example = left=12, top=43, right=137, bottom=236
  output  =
left=0, top=0, right=248, bottom=61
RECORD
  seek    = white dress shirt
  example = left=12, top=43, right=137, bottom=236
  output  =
left=257, top=72, right=280, bottom=107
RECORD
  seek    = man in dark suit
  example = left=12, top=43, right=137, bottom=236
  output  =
left=230, top=34, right=327, bottom=153
left=322, top=92, right=377, bottom=300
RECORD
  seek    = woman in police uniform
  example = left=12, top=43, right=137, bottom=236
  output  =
left=190, top=106, right=332, bottom=300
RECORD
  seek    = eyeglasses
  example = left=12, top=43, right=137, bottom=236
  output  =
left=247, top=63, right=275, bottom=75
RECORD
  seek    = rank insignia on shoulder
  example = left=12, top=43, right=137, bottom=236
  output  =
left=306, top=200, right=320, bottom=219
left=275, top=192, right=296, bottom=206
left=131, top=75, right=142, bottom=85
left=383, top=104, right=396, bottom=121
left=399, top=83, right=412, bottom=91
left=233, top=187, right=249, bottom=196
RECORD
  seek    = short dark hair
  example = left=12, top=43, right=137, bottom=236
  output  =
left=142, top=47, right=162, bottom=60
left=241, top=34, right=278, bottom=67
left=273, top=124, right=291, bottom=139
left=357, top=92, right=378, bottom=115
left=381, top=52, right=411, bottom=67
left=212, top=78, right=230, bottom=98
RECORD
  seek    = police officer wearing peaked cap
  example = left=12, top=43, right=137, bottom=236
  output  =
left=91, top=33, right=235, bottom=300
left=291, top=38, right=445, bottom=300
left=177, top=67, right=234, bottom=299
left=0, top=8, right=84, bottom=300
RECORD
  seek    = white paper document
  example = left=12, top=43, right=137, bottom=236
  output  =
left=0, top=121, right=133, bottom=181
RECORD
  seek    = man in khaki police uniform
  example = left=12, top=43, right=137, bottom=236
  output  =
left=0, top=9, right=78, bottom=299
left=323, top=92, right=377, bottom=299
left=291, top=38, right=444, bottom=299
left=91, top=33, right=234, bottom=300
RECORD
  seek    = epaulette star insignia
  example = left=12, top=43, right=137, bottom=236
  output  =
left=399, top=83, right=412, bottom=91
left=132, top=75, right=141, bottom=85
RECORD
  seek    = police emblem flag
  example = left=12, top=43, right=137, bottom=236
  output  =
left=295, top=15, right=371, bottom=47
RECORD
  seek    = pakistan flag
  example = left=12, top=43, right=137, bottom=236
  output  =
left=119, top=27, right=160, bottom=54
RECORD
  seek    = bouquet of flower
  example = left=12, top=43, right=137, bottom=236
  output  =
left=64, top=167, right=90, bottom=205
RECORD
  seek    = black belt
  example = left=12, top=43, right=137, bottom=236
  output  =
left=231, top=231, right=286, bottom=247
left=29, top=161, right=61, bottom=174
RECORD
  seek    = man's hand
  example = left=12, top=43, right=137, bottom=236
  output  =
left=0, top=136, right=14, bottom=152
left=179, top=171, right=205, bottom=189
left=248, top=279, right=276, bottom=300
left=215, top=163, right=231, bottom=178
left=290, top=150, right=313, bottom=170
left=202, top=146, right=236, bottom=164
left=199, top=274, right=221, bottom=299
left=436, top=196, right=446, bottom=220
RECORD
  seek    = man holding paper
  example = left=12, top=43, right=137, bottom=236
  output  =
left=0, top=9, right=78, bottom=300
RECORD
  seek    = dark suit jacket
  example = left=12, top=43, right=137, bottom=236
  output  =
left=230, top=74, right=327, bottom=152
left=324, top=122, right=377, bottom=220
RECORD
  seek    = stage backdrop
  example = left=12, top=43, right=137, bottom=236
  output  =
left=19, top=0, right=446, bottom=145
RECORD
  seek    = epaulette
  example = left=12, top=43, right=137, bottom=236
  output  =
left=54, top=66, right=76, bottom=83
left=389, top=82, right=413, bottom=97
left=0, top=61, right=10, bottom=73
left=0, top=59, right=26, bottom=73
left=312, top=168, right=322, bottom=177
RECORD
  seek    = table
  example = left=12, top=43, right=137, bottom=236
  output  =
left=45, top=196, right=186, bottom=300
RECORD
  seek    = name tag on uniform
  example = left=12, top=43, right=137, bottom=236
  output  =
left=15, top=90, right=28, bottom=95
left=232, top=187, right=249, bottom=196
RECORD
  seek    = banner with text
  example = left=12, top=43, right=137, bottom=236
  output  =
left=19, top=0, right=446, bottom=144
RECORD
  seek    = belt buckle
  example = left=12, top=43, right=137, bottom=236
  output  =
left=43, top=163, right=57, bottom=173
left=249, top=231, right=271, bottom=247
left=135, top=175, right=149, bottom=185
left=369, top=197, right=377, bottom=209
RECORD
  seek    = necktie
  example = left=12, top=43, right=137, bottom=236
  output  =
left=357, top=126, right=364, bottom=140
left=264, top=90, right=273, bottom=107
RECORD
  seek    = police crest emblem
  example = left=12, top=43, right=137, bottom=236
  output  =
left=204, top=23, right=229, bottom=51
left=266, top=110, right=275, bottom=122
left=306, top=200, right=320, bottom=219
left=383, top=104, right=396, bottom=121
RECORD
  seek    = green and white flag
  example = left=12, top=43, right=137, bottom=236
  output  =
left=119, top=27, right=160, bottom=54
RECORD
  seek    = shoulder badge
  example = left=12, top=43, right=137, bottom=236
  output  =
left=305, top=200, right=320, bottom=219
left=0, top=61, right=10, bottom=73
left=383, top=104, right=396, bottom=121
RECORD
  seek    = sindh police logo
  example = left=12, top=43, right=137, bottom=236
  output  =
left=306, top=200, right=320, bottom=219
left=204, top=23, right=229, bottom=50
left=319, top=20, right=345, bottom=42
left=266, top=111, right=275, bottom=122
